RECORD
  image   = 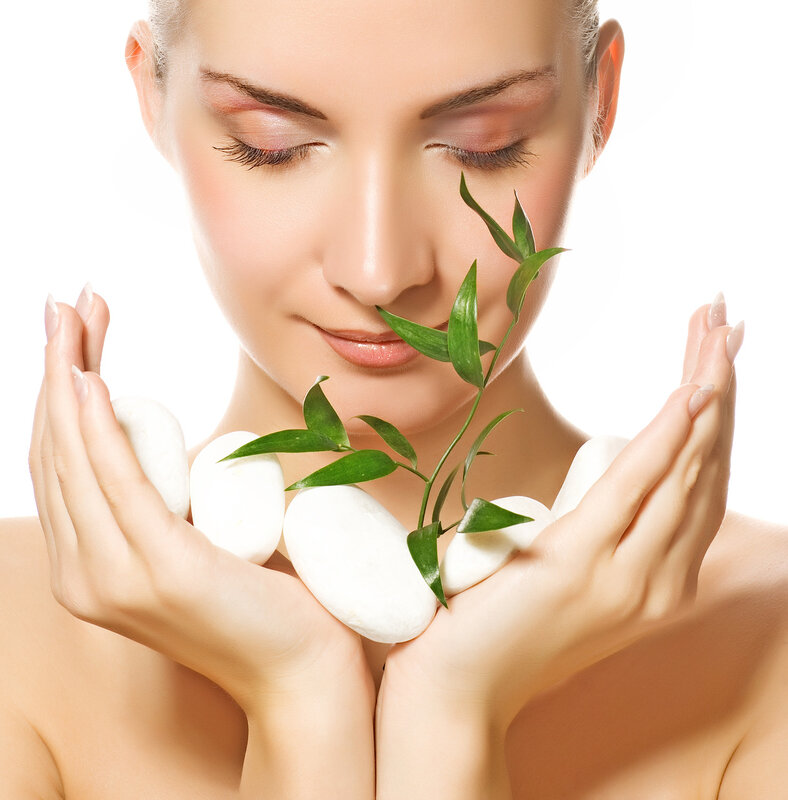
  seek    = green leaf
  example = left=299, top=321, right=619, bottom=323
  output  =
left=478, top=339, right=497, bottom=356
left=407, top=522, right=447, bottom=608
left=375, top=307, right=451, bottom=362
left=217, top=430, right=339, bottom=462
left=303, top=376, right=350, bottom=449
left=506, top=248, right=568, bottom=320
left=376, top=307, right=494, bottom=363
left=447, top=260, right=484, bottom=388
left=286, top=450, right=397, bottom=491
left=431, top=463, right=461, bottom=524
left=459, top=171, right=523, bottom=262
left=457, top=498, right=532, bottom=534
left=512, top=188, right=536, bottom=259
left=461, top=409, right=523, bottom=509
left=355, top=415, right=418, bottom=469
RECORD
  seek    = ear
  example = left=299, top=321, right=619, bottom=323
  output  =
left=125, top=21, right=171, bottom=162
left=581, top=19, right=625, bottom=178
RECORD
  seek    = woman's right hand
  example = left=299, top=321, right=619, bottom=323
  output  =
left=28, top=290, right=374, bottom=717
left=382, top=298, right=741, bottom=733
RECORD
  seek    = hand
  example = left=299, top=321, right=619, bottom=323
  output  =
left=382, top=300, right=739, bottom=732
left=28, top=290, right=373, bottom=714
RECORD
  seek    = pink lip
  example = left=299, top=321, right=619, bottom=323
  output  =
left=317, top=326, right=421, bottom=368
left=322, top=328, right=405, bottom=343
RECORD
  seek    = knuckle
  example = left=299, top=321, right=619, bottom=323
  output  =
left=101, top=472, right=146, bottom=513
left=51, top=574, right=100, bottom=622
left=600, top=570, right=647, bottom=622
left=541, top=533, right=594, bottom=598
left=683, top=452, right=703, bottom=492
left=603, top=488, right=648, bottom=537
left=51, top=451, right=72, bottom=488
left=640, top=576, right=690, bottom=624
left=148, top=551, right=196, bottom=611
left=603, top=470, right=650, bottom=528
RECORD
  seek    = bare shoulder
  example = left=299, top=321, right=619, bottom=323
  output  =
left=0, top=516, right=70, bottom=797
left=709, top=510, right=788, bottom=796
left=0, top=515, right=65, bottom=655
left=703, top=509, right=788, bottom=598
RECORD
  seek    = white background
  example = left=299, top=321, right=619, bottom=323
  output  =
left=1, top=1, right=785, bottom=523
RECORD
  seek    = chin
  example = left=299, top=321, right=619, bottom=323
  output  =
left=339, top=369, right=478, bottom=438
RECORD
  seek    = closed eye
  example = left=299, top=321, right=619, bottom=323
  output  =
left=214, top=136, right=536, bottom=172
left=214, top=138, right=315, bottom=169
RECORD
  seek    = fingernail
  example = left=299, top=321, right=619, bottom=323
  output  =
left=75, top=282, right=94, bottom=324
left=45, top=294, right=59, bottom=341
left=71, top=365, right=88, bottom=403
left=707, top=291, right=727, bottom=329
left=688, top=384, right=715, bottom=419
left=726, top=321, right=745, bottom=364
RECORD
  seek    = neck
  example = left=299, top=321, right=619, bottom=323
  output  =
left=196, top=347, right=589, bottom=535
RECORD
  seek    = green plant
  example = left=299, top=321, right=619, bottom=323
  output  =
left=218, top=172, right=567, bottom=608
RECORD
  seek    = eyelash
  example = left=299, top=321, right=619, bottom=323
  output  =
left=214, top=137, right=536, bottom=172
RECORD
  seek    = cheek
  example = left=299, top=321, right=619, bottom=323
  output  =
left=171, top=110, right=300, bottom=315
left=471, top=122, right=584, bottom=356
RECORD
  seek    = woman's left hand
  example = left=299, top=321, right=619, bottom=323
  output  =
left=380, top=299, right=737, bottom=734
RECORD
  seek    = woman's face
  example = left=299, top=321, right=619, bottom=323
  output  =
left=156, top=0, right=595, bottom=432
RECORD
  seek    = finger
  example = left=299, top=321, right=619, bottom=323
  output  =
left=31, top=409, right=63, bottom=572
left=614, top=323, right=734, bottom=568
left=549, top=381, right=700, bottom=556
left=40, top=411, right=86, bottom=567
left=44, top=303, right=126, bottom=565
left=30, top=300, right=62, bottom=558
left=73, top=366, right=177, bottom=560
left=714, top=366, right=736, bottom=482
left=75, top=283, right=110, bottom=375
left=28, top=296, right=60, bottom=479
left=36, top=297, right=89, bottom=563
left=671, top=335, right=739, bottom=579
left=681, top=304, right=711, bottom=384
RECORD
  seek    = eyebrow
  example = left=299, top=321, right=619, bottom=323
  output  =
left=200, top=66, right=558, bottom=120
left=419, top=67, right=558, bottom=118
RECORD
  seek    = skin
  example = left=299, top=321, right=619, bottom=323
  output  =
left=5, top=0, right=788, bottom=797
left=127, top=0, right=624, bottom=681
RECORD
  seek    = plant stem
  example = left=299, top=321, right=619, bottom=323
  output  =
left=396, top=463, right=430, bottom=482
left=417, top=387, right=485, bottom=529
left=416, top=289, right=530, bottom=530
left=483, top=315, right=518, bottom=387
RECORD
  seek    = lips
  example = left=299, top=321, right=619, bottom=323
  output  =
left=321, top=318, right=449, bottom=340
left=321, top=328, right=405, bottom=344
left=314, top=321, right=447, bottom=369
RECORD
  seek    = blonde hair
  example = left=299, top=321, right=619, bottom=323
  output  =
left=149, top=1, right=601, bottom=86
left=149, top=0, right=185, bottom=82
left=569, top=0, right=601, bottom=88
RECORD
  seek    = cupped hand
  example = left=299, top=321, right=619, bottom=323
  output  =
left=383, top=299, right=740, bottom=731
left=28, top=289, right=372, bottom=713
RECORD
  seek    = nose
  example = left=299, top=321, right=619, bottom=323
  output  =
left=320, top=152, right=435, bottom=308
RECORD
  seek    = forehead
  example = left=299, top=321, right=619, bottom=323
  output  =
left=182, top=0, right=577, bottom=120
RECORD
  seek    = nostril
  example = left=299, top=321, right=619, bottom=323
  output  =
left=320, top=246, right=435, bottom=308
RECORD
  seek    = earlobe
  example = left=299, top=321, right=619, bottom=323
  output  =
left=125, top=21, right=170, bottom=161
left=582, top=19, right=626, bottom=178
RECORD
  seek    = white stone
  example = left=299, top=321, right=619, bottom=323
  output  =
left=551, top=434, right=630, bottom=518
left=440, top=496, right=555, bottom=597
left=111, top=396, right=190, bottom=519
left=283, top=484, right=438, bottom=643
left=189, top=431, right=285, bottom=563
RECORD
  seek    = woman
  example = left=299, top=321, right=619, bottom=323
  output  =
left=2, top=0, right=787, bottom=797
